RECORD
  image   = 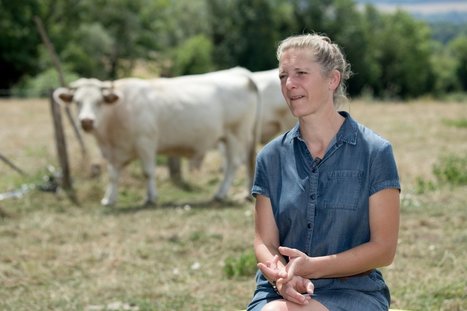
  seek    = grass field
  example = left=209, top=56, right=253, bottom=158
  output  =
left=0, top=98, right=466, bottom=311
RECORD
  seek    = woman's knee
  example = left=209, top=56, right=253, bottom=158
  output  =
left=261, top=299, right=329, bottom=311
left=261, top=300, right=285, bottom=311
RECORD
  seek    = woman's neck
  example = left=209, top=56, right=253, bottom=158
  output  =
left=299, top=109, right=345, bottom=159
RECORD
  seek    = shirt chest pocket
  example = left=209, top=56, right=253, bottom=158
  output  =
left=319, top=170, right=364, bottom=210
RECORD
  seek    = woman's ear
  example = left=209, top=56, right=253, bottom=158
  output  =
left=329, top=70, right=341, bottom=91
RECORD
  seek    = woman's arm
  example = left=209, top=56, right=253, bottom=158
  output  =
left=254, top=194, right=314, bottom=304
left=254, top=194, right=286, bottom=274
left=282, top=188, right=400, bottom=279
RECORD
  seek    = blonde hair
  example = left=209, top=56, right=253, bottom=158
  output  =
left=277, top=33, right=352, bottom=107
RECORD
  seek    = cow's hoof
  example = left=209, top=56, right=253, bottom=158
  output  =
left=213, top=195, right=226, bottom=203
left=100, top=198, right=115, bottom=207
left=143, top=200, right=157, bottom=208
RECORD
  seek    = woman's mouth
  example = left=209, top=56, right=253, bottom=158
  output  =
left=290, top=95, right=304, bottom=101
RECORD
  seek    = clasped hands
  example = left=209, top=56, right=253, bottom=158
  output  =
left=258, top=246, right=315, bottom=305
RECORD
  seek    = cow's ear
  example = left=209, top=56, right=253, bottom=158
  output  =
left=59, top=93, right=74, bottom=103
left=103, top=93, right=119, bottom=104
left=53, top=87, right=74, bottom=106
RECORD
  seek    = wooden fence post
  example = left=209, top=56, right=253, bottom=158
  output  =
left=34, top=16, right=87, bottom=158
left=49, top=90, right=79, bottom=205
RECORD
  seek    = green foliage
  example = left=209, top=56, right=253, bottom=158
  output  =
left=338, top=4, right=375, bottom=95
left=207, top=0, right=289, bottom=71
left=438, top=91, right=467, bottom=102
left=430, top=41, right=462, bottom=95
left=0, top=0, right=41, bottom=89
left=430, top=20, right=467, bottom=43
left=414, top=176, right=437, bottom=194
left=61, top=23, right=114, bottom=79
left=224, top=249, right=257, bottom=279
left=449, top=35, right=467, bottom=91
left=11, top=68, right=79, bottom=97
left=414, top=153, right=467, bottom=194
left=2, top=0, right=467, bottom=99
left=374, top=10, right=434, bottom=99
left=169, top=35, right=214, bottom=76
left=442, top=118, right=467, bottom=128
left=433, top=154, right=467, bottom=186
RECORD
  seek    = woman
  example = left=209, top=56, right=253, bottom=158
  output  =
left=246, top=33, right=400, bottom=311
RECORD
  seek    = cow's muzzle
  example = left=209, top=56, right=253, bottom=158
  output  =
left=81, top=119, right=95, bottom=132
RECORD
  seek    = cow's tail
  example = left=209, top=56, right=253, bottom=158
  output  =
left=246, top=73, right=263, bottom=194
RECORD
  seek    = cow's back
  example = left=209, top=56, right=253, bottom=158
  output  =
left=165, top=69, right=259, bottom=129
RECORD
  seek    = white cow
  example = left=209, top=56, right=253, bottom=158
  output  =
left=167, top=69, right=297, bottom=180
left=252, top=69, right=297, bottom=143
left=53, top=69, right=260, bottom=206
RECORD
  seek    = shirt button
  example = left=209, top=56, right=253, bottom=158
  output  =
left=307, top=223, right=312, bottom=229
left=311, top=168, right=317, bottom=173
left=310, top=194, right=316, bottom=200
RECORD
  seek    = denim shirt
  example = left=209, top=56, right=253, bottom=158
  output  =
left=251, top=111, right=400, bottom=291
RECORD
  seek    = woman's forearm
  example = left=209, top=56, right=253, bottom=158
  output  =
left=303, top=240, right=396, bottom=279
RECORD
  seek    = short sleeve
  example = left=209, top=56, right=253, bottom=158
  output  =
left=369, top=142, right=401, bottom=196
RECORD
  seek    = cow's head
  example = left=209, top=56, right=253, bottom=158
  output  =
left=53, top=78, right=120, bottom=132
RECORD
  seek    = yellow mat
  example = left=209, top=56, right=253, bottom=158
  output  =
left=240, top=310, right=410, bottom=311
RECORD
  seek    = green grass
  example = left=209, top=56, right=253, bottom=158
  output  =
left=0, top=99, right=466, bottom=310
left=442, top=118, right=467, bottom=129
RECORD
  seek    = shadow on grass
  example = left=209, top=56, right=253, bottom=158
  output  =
left=100, top=197, right=246, bottom=215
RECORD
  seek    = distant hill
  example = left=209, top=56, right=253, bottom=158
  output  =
left=355, top=0, right=467, bottom=24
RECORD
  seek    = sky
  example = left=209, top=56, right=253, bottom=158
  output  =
left=355, top=0, right=467, bottom=14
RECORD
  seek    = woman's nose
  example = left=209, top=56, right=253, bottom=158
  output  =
left=285, top=77, right=295, bottom=89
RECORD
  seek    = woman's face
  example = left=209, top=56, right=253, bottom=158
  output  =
left=278, top=48, right=335, bottom=118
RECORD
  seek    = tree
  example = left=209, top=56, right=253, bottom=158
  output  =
left=76, top=0, right=160, bottom=79
left=449, top=35, right=467, bottom=91
left=373, top=10, right=434, bottom=99
left=0, top=0, right=41, bottom=93
left=0, top=0, right=460, bottom=100
left=429, top=41, right=461, bottom=95
left=169, top=35, right=215, bottom=76
left=322, top=0, right=381, bottom=97
left=61, top=23, right=114, bottom=79
left=207, top=0, right=293, bottom=71
left=232, top=0, right=287, bottom=71
left=285, top=0, right=380, bottom=97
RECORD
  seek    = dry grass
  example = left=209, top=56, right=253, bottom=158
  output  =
left=0, top=98, right=466, bottom=311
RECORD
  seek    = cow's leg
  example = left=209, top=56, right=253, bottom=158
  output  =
left=167, top=156, right=183, bottom=184
left=101, top=163, right=120, bottom=206
left=188, top=154, right=205, bottom=172
left=137, top=142, right=157, bottom=206
left=214, top=134, right=241, bottom=200
left=222, top=125, right=256, bottom=201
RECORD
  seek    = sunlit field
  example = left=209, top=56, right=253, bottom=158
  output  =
left=0, top=98, right=466, bottom=311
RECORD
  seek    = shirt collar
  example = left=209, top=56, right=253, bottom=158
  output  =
left=287, top=111, right=358, bottom=146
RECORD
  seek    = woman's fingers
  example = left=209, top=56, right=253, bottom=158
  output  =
left=257, top=256, right=287, bottom=281
left=281, top=283, right=311, bottom=305
left=278, top=246, right=304, bottom=258
left=303, top=278, right=315, bottom=295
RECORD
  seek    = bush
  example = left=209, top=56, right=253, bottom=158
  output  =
left=11, top=68, right=79, bottom=98
left=414, top=176, right=437, bottom=194
left=442, top=118, right=467, bottom=128
left=224, top=249, right=257, bottom=279
left=433, top=154, right=467, bottom=186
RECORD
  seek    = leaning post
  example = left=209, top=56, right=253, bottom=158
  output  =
left=49, top=90, right=79, bottom=206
